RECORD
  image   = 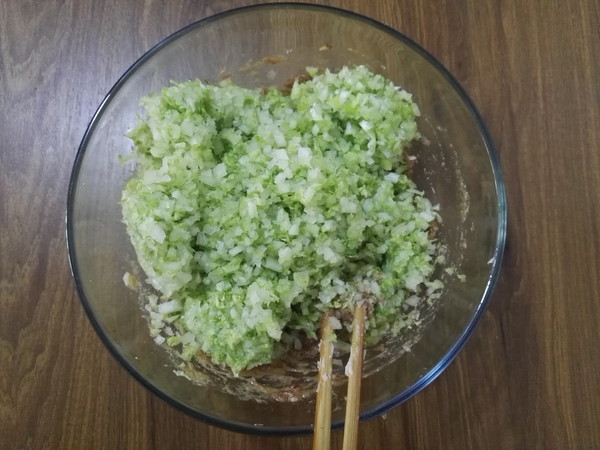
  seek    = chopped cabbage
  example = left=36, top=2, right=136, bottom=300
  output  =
left=121, top=65, right=442, bottom=374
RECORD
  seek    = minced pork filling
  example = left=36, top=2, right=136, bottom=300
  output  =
left=121, top=65, right=443, bottom=375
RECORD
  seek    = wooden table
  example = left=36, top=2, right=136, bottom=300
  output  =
left=1, top=0, right=598, bottom=448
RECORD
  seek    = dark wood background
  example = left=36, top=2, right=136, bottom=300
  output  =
left=1, top=0, right=598, bottom=448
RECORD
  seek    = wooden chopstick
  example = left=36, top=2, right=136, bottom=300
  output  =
left=342, top=302, right=367, bottom=450
left=313, top=314, right=334, bottom=450
left=313, top=304, right=367, bottom=450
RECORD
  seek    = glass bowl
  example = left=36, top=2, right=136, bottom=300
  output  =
left=67, top=3, right=506, bottom=435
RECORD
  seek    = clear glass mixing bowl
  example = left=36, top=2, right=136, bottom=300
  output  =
left=67, top=3, right=506, bottom=435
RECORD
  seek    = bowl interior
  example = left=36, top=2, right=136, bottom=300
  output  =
left=68, top=4, right=504, bottom=434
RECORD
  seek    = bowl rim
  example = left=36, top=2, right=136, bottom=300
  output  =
left=66, top=2, right=507, bottom=436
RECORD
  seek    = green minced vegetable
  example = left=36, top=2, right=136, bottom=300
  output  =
left=121, top=65, right=443, bottom=374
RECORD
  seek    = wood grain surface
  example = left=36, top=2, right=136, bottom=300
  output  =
left=1, top=0, right=599, bottom=448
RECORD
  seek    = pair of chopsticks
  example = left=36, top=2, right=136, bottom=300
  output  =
left=313, top=303, right=367, bottom=450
